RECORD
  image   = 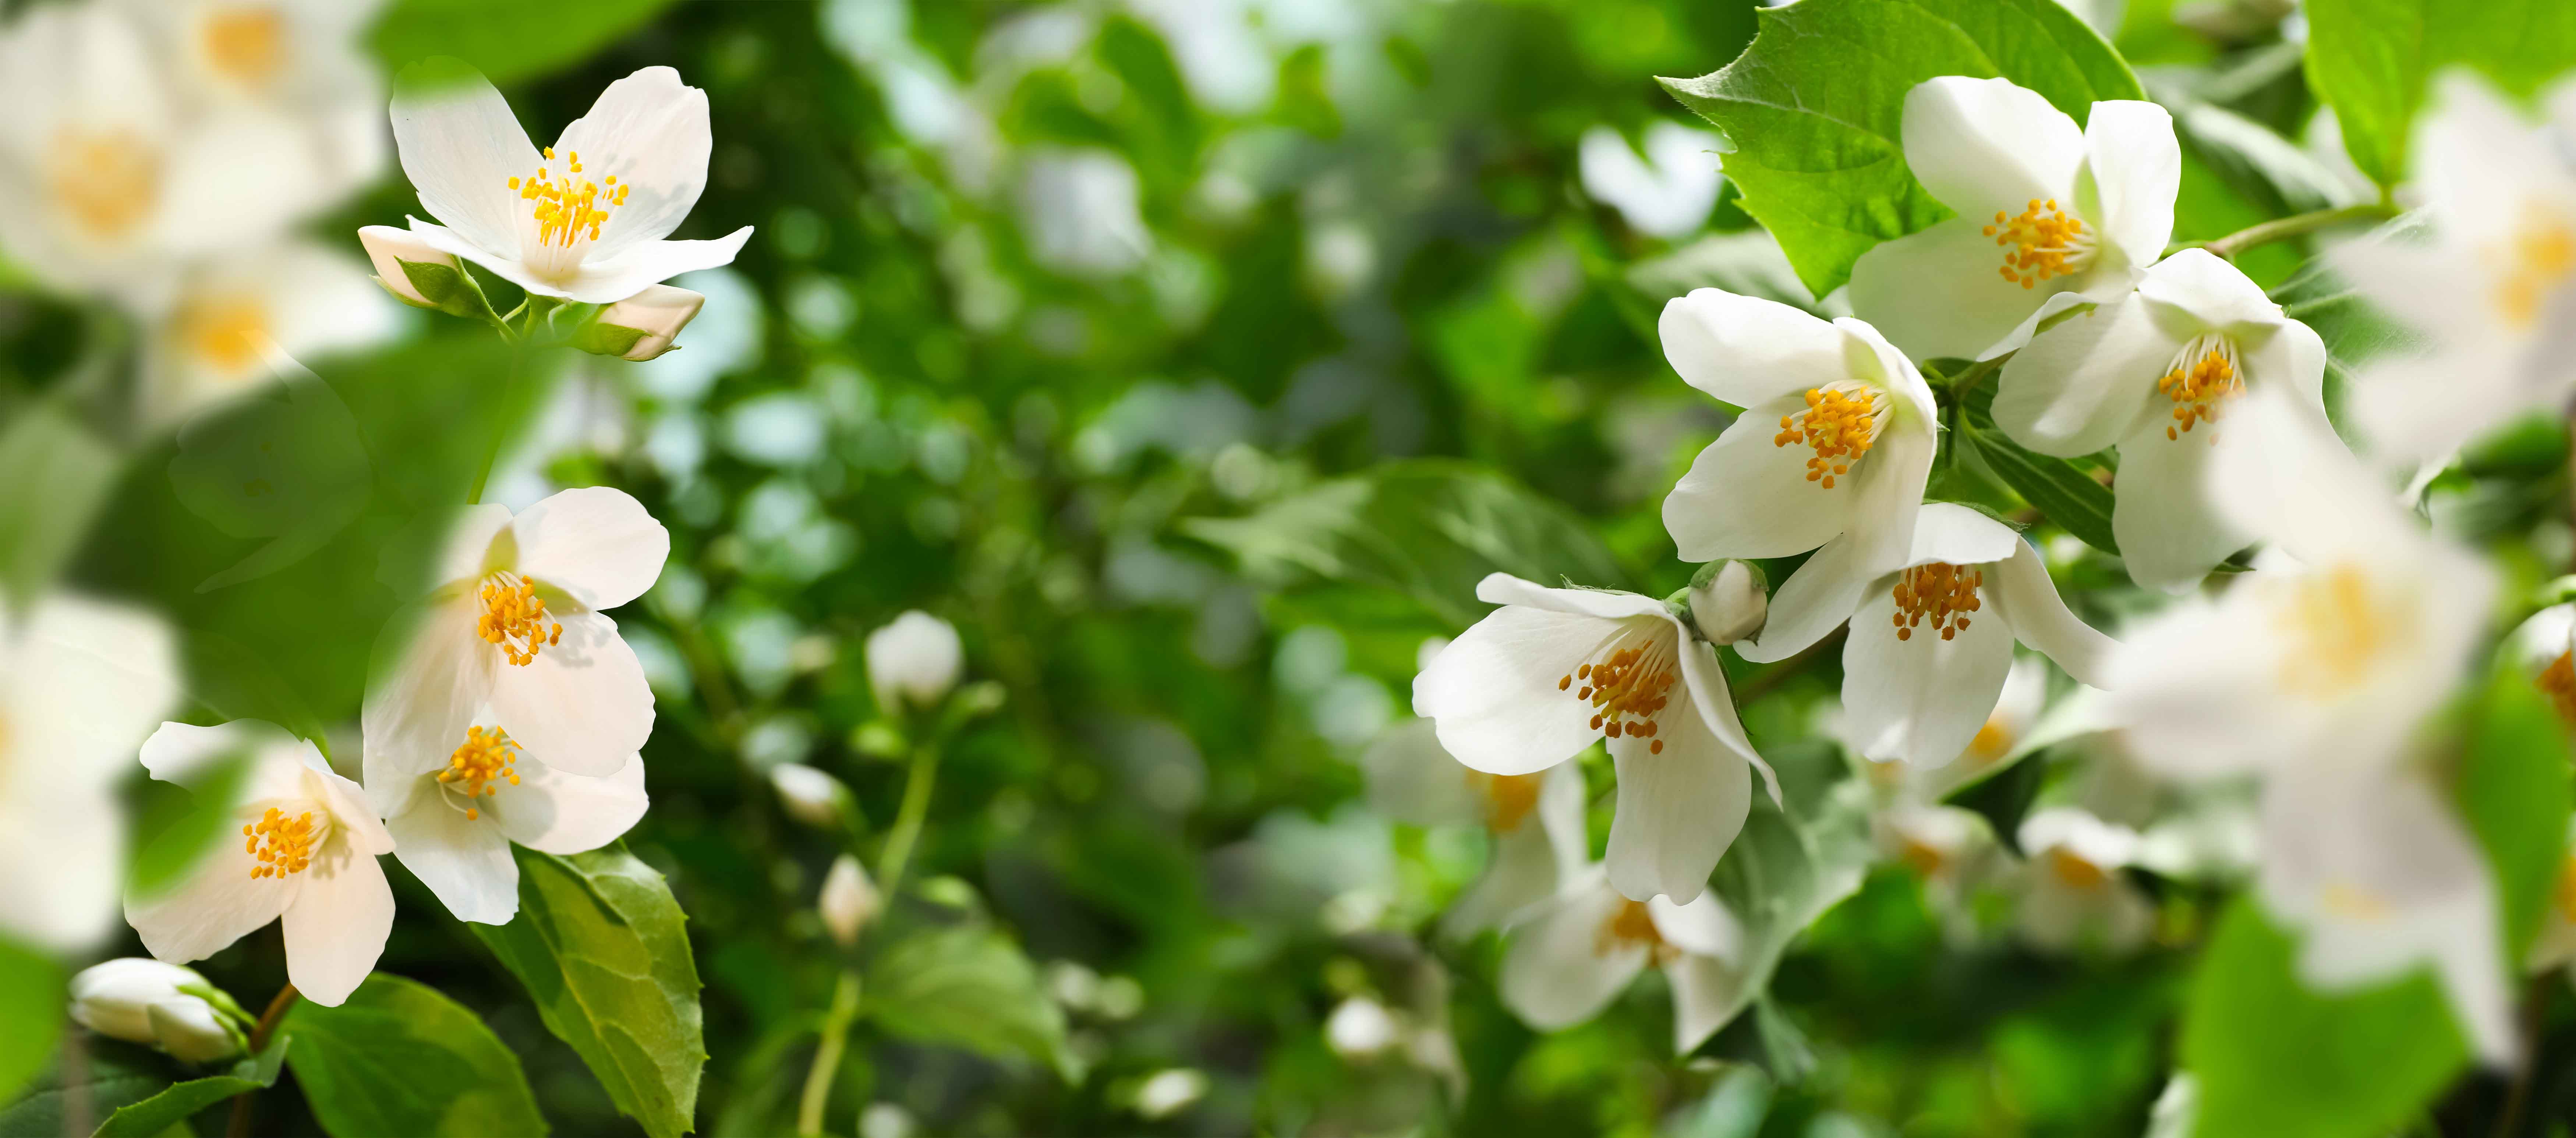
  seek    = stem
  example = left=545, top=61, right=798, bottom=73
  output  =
left=464, top=347, right=528, bottom=505
left=1945, top=352, right=2010, bottom=402
left=224, top=985, right=298, bottom=1138
left=2493, top=974, right=2554, bottom=1138
left=2202, top=202, right=2396, bottom=259
left=794, top=971, right=862, bottom=1137
left=874, top=740, right=944, bottom=898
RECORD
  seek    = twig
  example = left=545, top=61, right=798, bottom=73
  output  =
left=224, top=984, right=299, bottom=1138
left=2201, top=202, right=2396, bottom=260
left=874, top=739, right=944, bottom=898
left=795, top=972, right=862, bottom=1137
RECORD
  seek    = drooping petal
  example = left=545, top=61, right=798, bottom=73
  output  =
left=485, top=610, right=653, bottom=779
left=390, top=67, right=541, bottom=257
left=125, top=837, right=291, bottom=966
left=305, top=759, right=396, bottom=858
left=2108, top=411, right=2253, bottom=594
left=2136, top=248, right=2284, bottom=337
left=1734, top=533, right=1868, bottom=664
left=361, top=598, right=498, bottom=778
left=2245, top=315, right=2329, bottom=431
left=1498, top=876, right=1651, bottom=1031
left=1841, top=583, right=2017, bottom=766
left=2208, top=385, right=2405, bottom=565
left=1604, top=710, right=1751, bottom=904
left=509, top=486, right=670, bottom=611
left=1360, top=718, right=1484, bottom=828
left=1993, top=293, right=2170, bottom=457
left=552, top=228, right=756, bottom=305
left=1664, top=394, right=1863, bottom=562
left=1850, top=216, right=2081, bottom=363
left=2081, top=100, right=2180, bottom=269
left=550, top=67, right=713, bottom=259
left=491, top=753, right=649, bottom=855
left=1646, top=891, right=1743, bottom=959
left=386, top=798, right=518, bottom=925
left=1442, top=812, right=1568, bottom=939
left=1657, top=288, right=1850, bottom=410
left=1842, top=392, right=1938, bottom=577
left=1664, top=950, right=1749, bottom=1054
left=1534, top=762, right=1590, bottom=882
left=1985, top=540, right=2118, bottom=686
left=1673, top=630, right=1777, bottom=803
left=1413, top=603, right=1622, bottom=777
left=1905, top=503, right=2022, bottom=570
left=1473, top=574, right=1669, bottom=622
left=279, top=838, right=393, bottom=1006
left=1900, top=77, right=2084, bottom=219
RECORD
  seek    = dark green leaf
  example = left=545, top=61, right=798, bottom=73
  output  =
left=90, top=1035, right=287, bottom=1138
left=0, top=1039, right=176, bottom=1138
left=2303, top=0, right=2576, bottom=187
left=471, top=845, right=705, bottom=1138
left=0, top=404, right=120, bottom=607
left=865, top=925, right=1075, bottom=1080
left=283, top=974, right=548, bottom=1138
left=372, top=1, right=684, bottom=86
left=0, top=939, right=62, bottom=1103
left=1960, top=386, right=2121, bottom=554
left=1659, top=0, right=2142, bottom=298
left=1694, top=763, right=1875, bottom=1040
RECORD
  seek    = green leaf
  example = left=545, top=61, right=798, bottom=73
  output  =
left=1959, top=385, right=2121, bottom=554
left=2267, top=218, right=2428, bottom=397
left=0, top=403, right=121, bottom=607
left=2458, top=668, right=2573, bottom=956
left=372, top=1, right=683, bottom=86
left=1659, top=0, right=2142, bottom=298
left=0, top=1039, right=176, bottom=1138
left=1181, top=459, right=1631, bottom=628
left=1691, top=751, right=1876, bottom=1043
left=0, top=938, right=63, bottom=1103
left=2304, top=0, right=2576, bottom=188
left=90, top=1035, right=287, bottom=1138
left=471, top=845, right=705, bottom=1138
left=282, top=974, right=548, bottom=1138
left=865, top=924, right=1076, bottom=1080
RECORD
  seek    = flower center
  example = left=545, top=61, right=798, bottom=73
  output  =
left=2492, top=204, right=2576, bottom=329
left=508, top=147, right=628, bottom=253
left=1772, top=384, right=1884, bottom=490
left=243, top=807, right=317, bottom=879
left=1984, top=198, right=2094, bottom=289
left=1595, top=899, right=1681, bottom=964
left=1557, top=622, right=1678, bottom=754
left=1966, top=715, right=2013, bottom=763
left=2045, top=846, right=2108, bottom=890
left=1466, top=770, right=1543, bottom=831
left=1896, top=836, right=1950, bottom=877
left=2539, top=650, right=2576, bottom=727
left=440, top=726, right=522, bottom=821
left=478, top=572, right=562, bottom=667
left=1890, top=563, right=1982, bottom=642
left=176, top=295, right=271, bottom=378
left=2156, top=335, right=2241, bottom=442
left=2272, top=565, right=2403, bottom=701
left=48, top=127, right=159, bottom=240
left=201, top=6, right=287, bottom=88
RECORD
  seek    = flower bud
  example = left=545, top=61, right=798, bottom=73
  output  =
left=358, top=226, right=479, bottom=316
left=866, top=611, right=962, bottom=714
left=1324, top=996, right=1400, bottom=1059
left=575, top=284, right=705, bottom=361
left=769, top=763, right=847, bottom=828
left=147, top=997, right=243, bottom=1064
left=1686, top=559, right=1768, bottom=646
left=819, top=855, right=881, bottom=947
left=68, top=959, right=243, bottom=1063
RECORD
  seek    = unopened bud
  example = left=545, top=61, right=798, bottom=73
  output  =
left=769, top=763, right=848, bottom=828
left=1685, top=560, right=1768, bottom=645
left=866, top=611, right=963, bottom=714
left=147, top=998, right=244, bottom=1064
left=69, top=959, right=244, bottom=1063
left=576, top=284, right=705, bottom=361
left=357, top=226, right=481, bottom=317
left=819, top=855, right=881, bottom=947
left=1324, top=996, right=1400, bottom=1059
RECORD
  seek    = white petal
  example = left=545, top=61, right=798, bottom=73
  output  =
left=0, top=787, right=123, bottom=951
left=1673, top=632, right=1777, bottom=804
left=2348, top=347, right=2529, bottom=467
left=492, top=753, right=648, bottom=855
left=1900, top=77, right=2084, bottom=217
left=1360, top=718, right=1483, bottom=827
left=553, top=229, right=756, bottom=305
left=1850, top=216, right=2076, bottom=363
left=1646, top=891, right=1742, bottom=959
left=1657, top=289, right=1849, bottom=409
left=1844, top=397, right=1939, bottom=580
left=280, top=839, right=393, bottom=1006
left=140, top=720, right=297, bottom=792
left=1840, top=584, right=2016, bottom=766
left=1993, top=293, right=2170, bottom=456
left=390, top=67, right=541, bottom=257
left=2109, top=410, right=2253, bottom=594
left=1604, top=710, right=1751, bottom=904
left=306, top=760, right=396, bottom=857
left=1412, top=604, right=1617, bottom=777
left=1473, top=574, right=1668, bottom=622
left=2081, top=100, right=2180, bottom=268
left=1840, top=317, right=1941, bottom=426
left=432, top=503, right=515, bottom=585
left=19, top=596, right=182, bottom=778
left=361, top=599, right=498, bottom=779
left=486, top=610, right=654, bottom=778
left=1535, top=763, right=1590, bottom=882
left=2419, top=73, right=2576, bottom=273
left=1734, top=533, right=1869, bottom=664
left=125, top=838, right=291, bottom=965
left=1986, top=540, right=2117, bottom=686
left=551, top=67, right=714, bottom=258
left=387, top=798, right=519, bottom=924
left=403, top=217, right=542, bottom=296
left=2208, top=384, right=2394, bottom=563
left=2243, top=315, right=2329, bottom=434
left=2509, top=604, right=2576, bottom=675
left=1663, top=395, right=1861, bottom=562
left=1498, top=876, right=1651, bottom=1030
left=1905, top=502, right=2021, bottom=569
left=1664, top=951, right=1748, bottom=1054
left=510, top=486, right=670, bottom=611
left=1441, top=814, right=1567, bottom=939
left=2100, top=590, right=2304, bottom=780
left=2137, top=248, right=2283, bottom=335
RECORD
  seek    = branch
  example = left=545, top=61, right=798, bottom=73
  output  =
left=2198, top=202, right=2396, bottom=260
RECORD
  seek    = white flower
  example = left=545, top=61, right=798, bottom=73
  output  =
left=1994, top=249, right=2332, bottom=592
left=112, top=0, right=387, bottom=201
left=1849, top=77, right=2179, bottom=363
left=2513, top=603, right=2576, bottom=728
left=866, top=610, right=962, bottom=714
left=1498, top=869, right=1748, bottom=1054
left=389, top=65, right=752, bottom=303
left=1659, top=289, right=1941, bottom=577
left=769, top=762, right=848, bottom=828
left=2527, top=823, right=2576, bottom=977
left=1358, top=718, right=1586, bottom=937
left=1578, top=121, right=1723, bottom=240
left=819, top=854, right=880, bottom=947
left=1130, top=1068, right=1208, bottom=1120
left=1412, top=574, right=1775, bottom=903
left=1324, top=996, right=1401, bottom=1059
left=141, top=238, right=399, bottom=430
left=125, top=720, right=395, bottom=1007
left=581, top=283, right=703, bottom=361
left=69, top=958, right=245, bottom=1063
left=0, top=595, right=181, bottom=952
left=363, top=486, right=669, bottom=787
left=1738, top=503, right=2116, bottom=767
left=2014, top=807, right=2155, bottom=954
left=370, top=717, right=647, bottom=925
left=1875, top=802, right=2004, bottom=939
left=2331, top=73, right=2576, bottom=463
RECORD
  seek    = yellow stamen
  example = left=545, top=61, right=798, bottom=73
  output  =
left=2554, top=856, right=2576, bottom=925
left=2045, top=847, right=2108, bottom=890
left=1772, top=385, right=1883, bottom=489
left=2539, top=650, right=2576, bottom=727
left=2274, top=566, right=2400, bottom=700
left=477, top=573, right=562, bottom=667
left=48, top=128, right=158, bottom=240
left=1890, top=563, right=1982, bottom=643
left=243, top=807, right=316, bottom=879
left=1465, top=770, right=1543, bottom=832
left=508, top=151, right=623, bottom=249
left=200, top=6, right=286, bottom=86
left=1984, top=198, right=2093, bottom=289
left=1595, top=899, right=1682, bottom=964
left=2494, top=205, right=2576, bottom=329
left=1897, top=837, right=1949, bottom=878
left=1967, top=716, right=2013, bottom=763
left=175, top=296, right=270, bottom=378
left=1559, top=623, right=1678, bottom=754
left=439, top=726, right=522, bottom=821
left=2156, top=336, right=2241, bottom=442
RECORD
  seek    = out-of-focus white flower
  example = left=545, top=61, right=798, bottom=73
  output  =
left=2331, top=73, right=2576, bottom=464
left=820, top=854, right=880, bottom=947
left=2105, top=386, right=2512, bottom=1062
left=364, top=487, right=669, bottom=786
left=1877, top=802, right=2002, bottom=894
left=1413, top=574, right=1775, bottom=904
left=769, top=763, right=848, bottom=828
left=389, top=64, right=752, bottom=303
left=0, top=596, right=181, bottom=953
left=2512, top=603, right=2576, bottom=729
left=858, top=1102, right=916, bottom=1138
left=1499, top=869, right=1747, bottom=1054
left=2526, top=823, right=2576, bottom=976
left=70, top=958, right=246, bottom=1064
left=115, top=0, right=388, bottom=199
left=371, top=718, right=647, bottom=925
left=577, top=284, right=703, bottom=361
left=1324, top=996, right=1401, bottom=1059
left=1740, top=503, right=2115, bottom=767
left=1659, top=289, right=1940, bottom=578
left=2014, top=807, right=2155, bottom=954
left=1358, top=718, right=1586, bottom=937
left=866, top=611, right=963, bottom=714
left=126, top=720, right=395, bottom=1007
left=1579, top=122, right=1724, bottom=240
left=1686, top=560, right=1768, bottom=647
left=1018, top=147, right=1150, bottom=278
left=1131, top=1068, right=1208, bottom=1120
left=1850, top=77, right=2178, bottom=363
left=141, top=239, right=398, bottom=429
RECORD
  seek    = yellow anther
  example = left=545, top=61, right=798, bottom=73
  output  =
left=201, top=7, right=286, bottom=86
left=2538, top=650, right=2576, bottom=727
left=543, top=147, right=554, bottom=160
left=2495, top=205, right=2576, bottom=329
left=477, top=573, right=562, bottom=667
left=175, top=296, right=270, bottom=377
left=1985, top=198, right=2092, bottom=289
left=2555, top=856, right=2576, bottom=925
left=48, top=128, right=159, bottom=239
left=1595, top=899, right=1681, bottom=964
left=1465, top=770, right=1543, bottom=832
left=440, top=726, right=522, bottom=821
left=1560, top=624, right=1677, bottom=754
left=243, top=807, right=316, bottom=879
left=508, top=148, right=622, bottom=250
left=1897, top=837, right=1949, bottom=878
left=1772, top=385, right=1882, bottom=489
left=1967, top=715, right=2013, bottom=763
left=2157, top=337, right=2241, bottom=441
left=1891, top=563, right=1982, bottom=642
left=2274, top=566, right=2398, bottom=700
left=2045, top=847, right=2109, bottom=890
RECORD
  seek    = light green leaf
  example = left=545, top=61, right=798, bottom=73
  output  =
left=2304, top=0, right=2576, bottom=187
left=1182, top=459, right=1631, bottom=628
left=372, top=0, right=683, bottom=86
left=471, top=844, right=705, bottom=1138
left=282, top=974, right=548, bottom=1138
left=1691, top=746, right=1875, bottom=1042
left=1659, top=0, right=2142, bottom=298
left=2457, top=668, right=2573, bottom=956
left=1960, top=385, right=2121, bottom=554
left=865, top=925, right=1076, bottom=1080
left=0, top=938, right=63, bottom=1103
left=90, top=1035, right=287, bottom=1138
left=0, top=1039, right=174, bottom=1138
left=0, top=403, right=121, bottom=607
left=1624, top=230, right=1822, bottom=313
left=2266, top=215, right=2429, bottom=396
